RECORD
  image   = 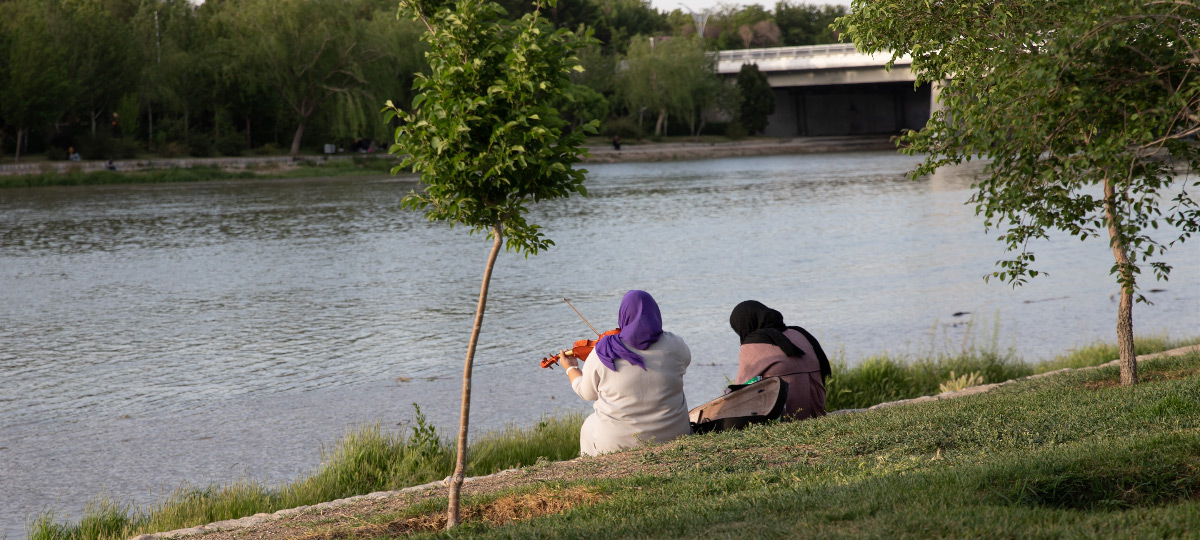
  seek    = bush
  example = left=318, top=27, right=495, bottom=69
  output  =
left=79, top=133, right=118, bottom=160
left=558, top=83, right=609, bottom=129
left=115, top=139, right=140, bottom=159
left=725, top=121, right=747, bottom=140
left=253, top=143, right=279, bottom=156
left=215, top=133, right=245, bottom=157
left=156, top=142, right=188, bottom=158
left=700, top=121, right=731, bottom=137
left=187, top=136, right=213, bottom=158
left=46, top=147, right=69, bottom=161
left=601, top=116, right=644, bottom=140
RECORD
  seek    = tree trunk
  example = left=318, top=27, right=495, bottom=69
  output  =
left=14, top=128, right=25, bottom=164
left=446, top=224, right=503, bottom=529
left=1104, top=178, right=1137, bottom=386
left=654, top=107, right=667, bottom=136
left=290, top=118, right=307, bottom=156
left=148, top=103, right=154, bottom=148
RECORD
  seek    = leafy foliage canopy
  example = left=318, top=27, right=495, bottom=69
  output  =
left=840, top=0, right=1200, bottom=298
left=387, top=0, right=596, bottom=255
left=736, top=63, right=775, bottom=135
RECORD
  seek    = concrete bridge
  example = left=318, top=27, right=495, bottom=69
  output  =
left=716, top=44, right=937, bottom=138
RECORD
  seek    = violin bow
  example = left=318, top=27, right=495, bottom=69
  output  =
left=563, top=298, right=601, bottom=338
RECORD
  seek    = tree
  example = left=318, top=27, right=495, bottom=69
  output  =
left=386, top=0, right=595, bottom=527
left=220, top=0, right=377, bottom=155
left=596, top=0, right=668, bottom=54
left=711, top=3, right=772, bottom=50
left=736, top=63, right=774, bottom=135
left=0, top=0, right=73, bottom=162
left=619, top=36, right=717, bottom=136
left=774, top=1, right=845, bottom=46
left=353, top=10, right=426, bottom=143
left=839, top=0, right=1200, bottom=386
left=65, top=0, right=143, bottom=138
left=135, top=0, right=212, bottom=147
left=557, top=83, right=610, bottom=131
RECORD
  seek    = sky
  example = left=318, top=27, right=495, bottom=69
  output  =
left=655, top=0, right=854, bottom=13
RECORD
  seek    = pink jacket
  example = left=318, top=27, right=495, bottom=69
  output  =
left=736, top=328, right=827, bottom=420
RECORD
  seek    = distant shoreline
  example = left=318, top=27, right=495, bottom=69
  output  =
left=0, top=136, right=899, bottom=187
left=583, top=135, right=897, bottom=163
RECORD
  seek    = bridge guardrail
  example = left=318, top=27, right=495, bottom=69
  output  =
left=717, top=43, right=861, bottom=64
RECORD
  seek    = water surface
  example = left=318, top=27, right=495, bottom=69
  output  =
left=1, top=152, right=1197, bottom=539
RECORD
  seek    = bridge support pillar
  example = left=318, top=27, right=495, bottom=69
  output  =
left=930, top=79, right=947, bottom=116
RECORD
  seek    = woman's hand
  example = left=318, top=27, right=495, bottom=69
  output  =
left=558, top=349, right=579, bottom=369
left=559, top=349, right=583, bottom=383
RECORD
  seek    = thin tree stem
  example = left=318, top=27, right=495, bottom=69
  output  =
left=446, top=223, right=504, bottom=528
left=1104, top=178, right=1138, bottom=386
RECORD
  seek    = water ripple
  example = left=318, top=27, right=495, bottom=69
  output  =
left=1, top=156, right=1197, bottom=540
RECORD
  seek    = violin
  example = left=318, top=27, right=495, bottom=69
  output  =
left=540, top=328, right=620, bottom=369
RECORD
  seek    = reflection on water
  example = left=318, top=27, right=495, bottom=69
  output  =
left=1, top=152, right=1197, bottom=539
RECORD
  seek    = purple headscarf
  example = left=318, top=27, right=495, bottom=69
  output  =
left=593, top=290, right=663, bottom=371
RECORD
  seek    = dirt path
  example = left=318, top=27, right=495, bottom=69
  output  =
left=133, top=448, right=669, bottom=540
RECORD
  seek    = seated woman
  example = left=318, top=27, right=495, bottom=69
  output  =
left=729, top=300, right=831, bottom=420
left=557, top=290, right=692, bottom=456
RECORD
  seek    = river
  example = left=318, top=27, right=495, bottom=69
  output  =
left=1, top=151, right=1197, bottom=539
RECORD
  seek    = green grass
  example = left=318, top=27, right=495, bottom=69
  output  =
left=825, top=348, right=1031, bottom=410
left=28, top=408, right=584, bottom=540
left=825, top=333, right=1198, bottom=411
left=1035, top=334, right=1198, bottom=373
left=0, top=157, right=402, bottom=189
left=411, top=350, right=1200, bottom=539
left=30, top=335, right=1198, bottom=540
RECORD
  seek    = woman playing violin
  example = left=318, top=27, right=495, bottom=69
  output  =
left=555, top=290, right=692, bottom=456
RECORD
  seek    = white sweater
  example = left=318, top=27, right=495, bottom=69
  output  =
left=570, top=331, right=692, bottom=456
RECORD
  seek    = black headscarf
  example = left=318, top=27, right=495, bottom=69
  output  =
left=729, top=300, right=831, bottom=381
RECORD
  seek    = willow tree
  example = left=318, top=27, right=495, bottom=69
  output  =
left=386, top=0, right=595, bottom=527
left=619, top=35, right=716, bottom=136
left=0, top=0, right=71, bottom=162
left=839, top=0, right=1200, bottom=386
left=220, top=0, right=376, bottom=155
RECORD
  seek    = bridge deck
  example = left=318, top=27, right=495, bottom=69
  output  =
left=716, top=43, right=911, bottom=76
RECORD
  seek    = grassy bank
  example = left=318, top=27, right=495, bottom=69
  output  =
left=0, top=157, right=400, bottom=189
left=27, top=408, right=583, bottom=540
left=28, top=335, right=1199, bottom=540
left=825, top=334, right=1198, bottom=410
left=428, top=349, right=1200, bottom=539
